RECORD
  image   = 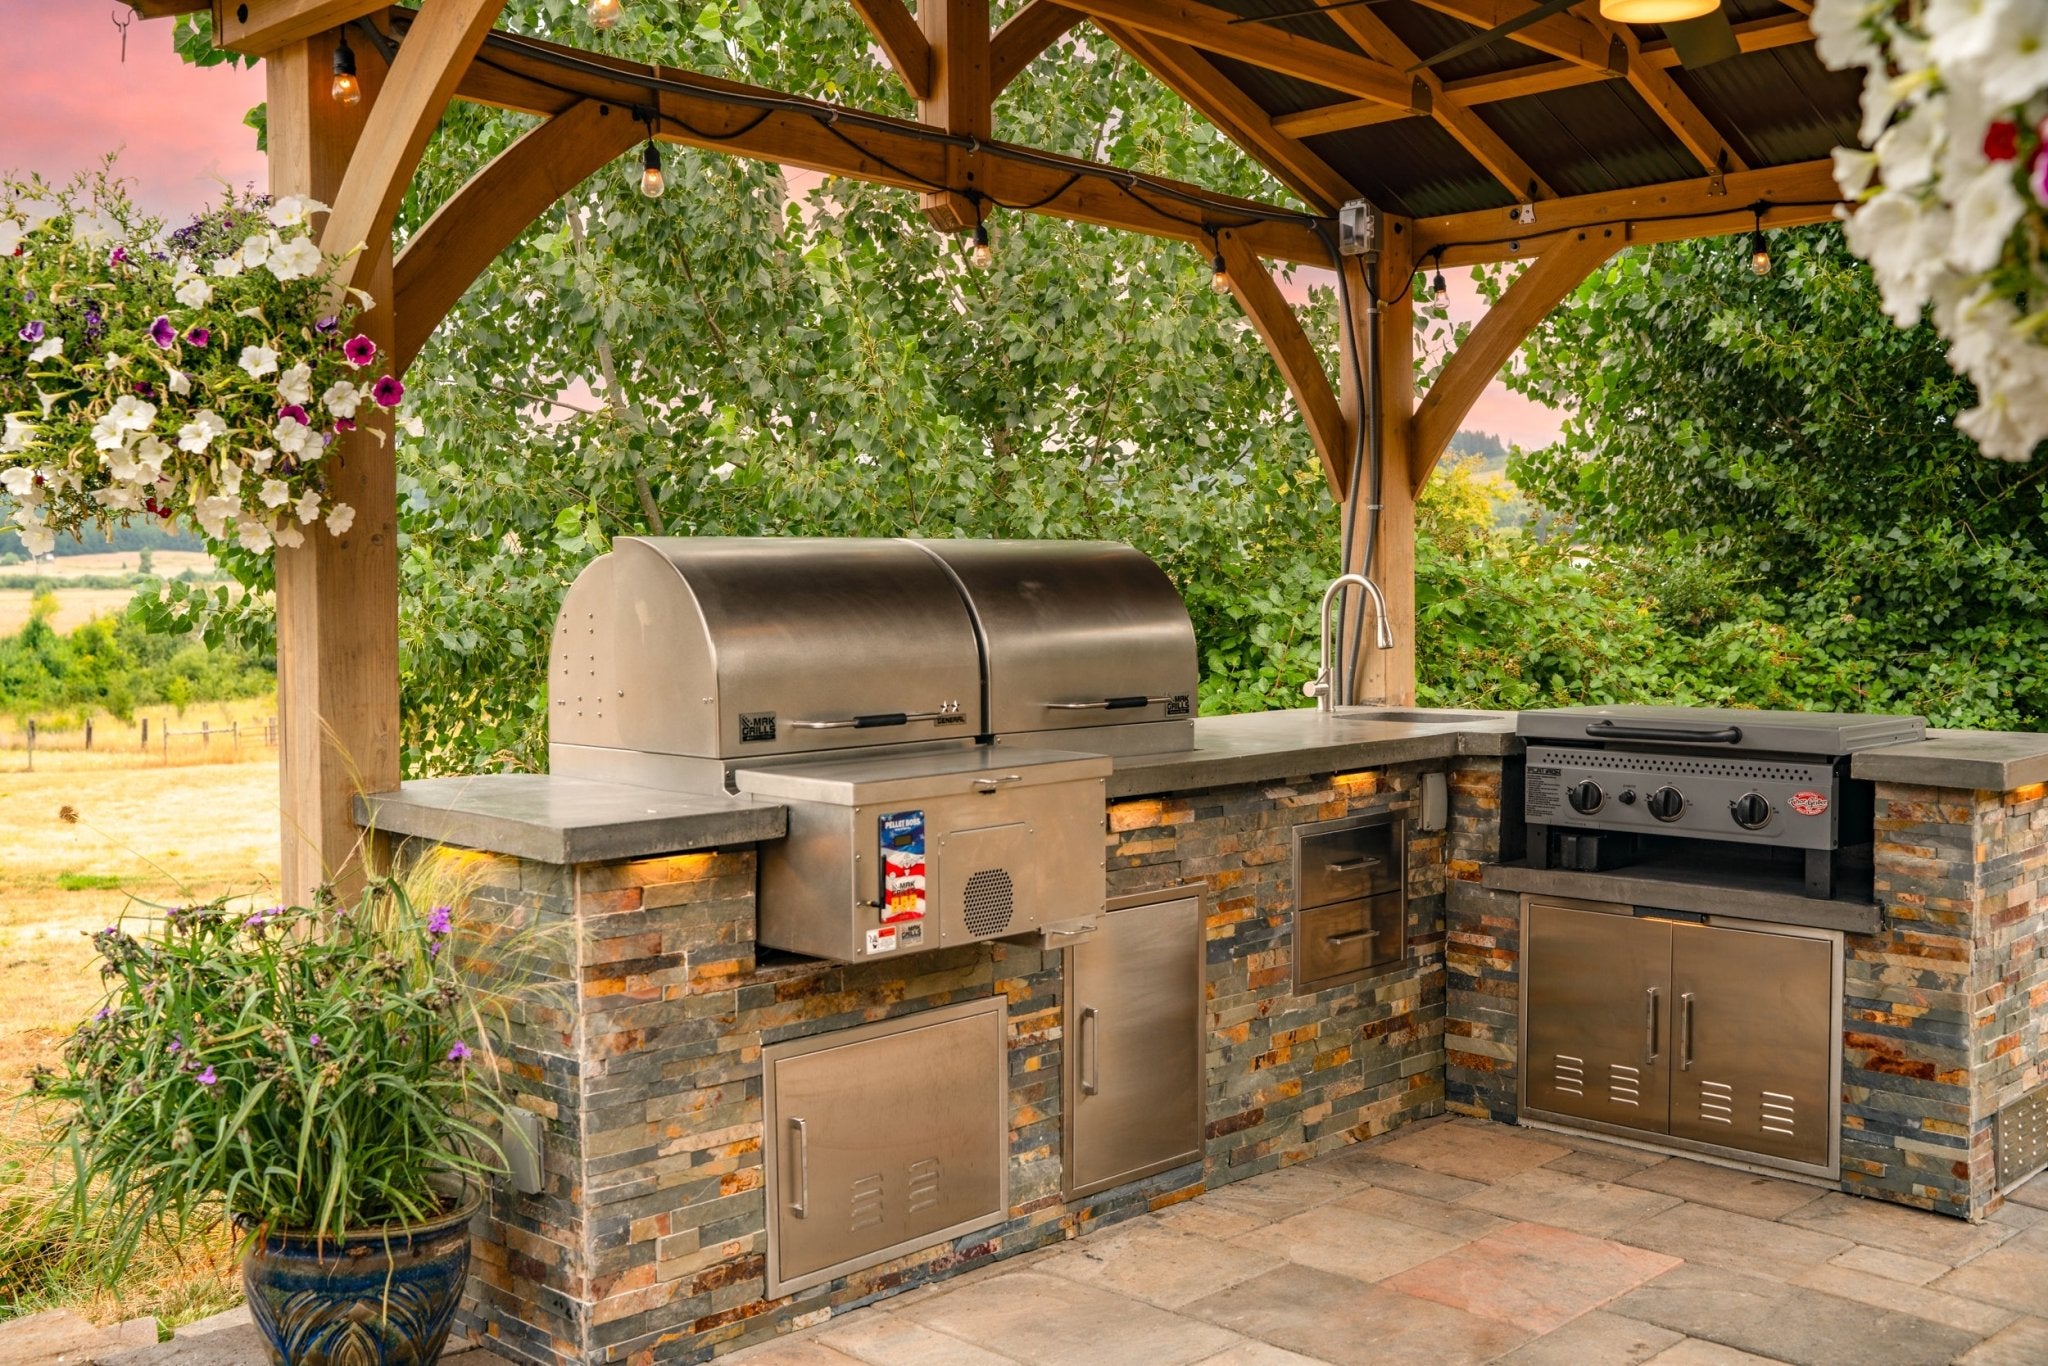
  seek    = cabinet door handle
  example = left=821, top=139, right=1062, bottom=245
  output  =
left=1325, top=928, right=1375, bottom=947
left=1079, top=1006, right=1100, bottom=1097
left=1644, top=987, right=1660, bottom=1066
left=1326, top=857, right=1381, bottom=874
left=789, top=1117, right=809, bottom=1219
left=1680, top=992, right=1695, bottom=1072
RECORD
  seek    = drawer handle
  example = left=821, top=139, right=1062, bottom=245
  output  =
left=1079, top=1006, right=1100, bottom=1096
left=789, top=1117, right=809, bottom=1219
left=973, top=773, right=1025, bottom=793
left=1324, top=928, right=1376, bottom=948
left=1644, top=987, right=1660, bottom=1067
left=1045, top=695, right=1173, bottom=710
left=1680, top=992, right=1695, bottom=1072
left=1326, top=857, right=1382, bottom=874
left=792, top=702, right=961, bottom=730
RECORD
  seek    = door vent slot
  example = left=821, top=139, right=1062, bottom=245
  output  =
left=1609, top=1062, right=1641, bottom=1107
left=1997, top=1084, right=2048, bottom=1188
left=1698, top=1079, right=1734, bottom=1125
left=963, top=869, right=1016, bottom=937
left=849, top=1173, right=885, bottom=1232
left=1760, top=1090, right=1796, bottom=1137
left=907, top=1158, right=942, bottom=1214
left=1552, top=1054, right=1585, bottom=1097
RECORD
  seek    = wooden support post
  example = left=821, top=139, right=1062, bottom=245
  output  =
left=918, top=0, right=992, bottom=234
left=1336, top=229, right=1417, bottom=708
left=268, top=32, right=399, bottom=901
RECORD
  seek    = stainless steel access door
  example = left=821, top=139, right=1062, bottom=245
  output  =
left=1063, top=886, right=1206, bottom=1200
left=1522, top=898, right=1672, bottom=1134
left=1669, top=921, right=1835, bottom=1169
left=764, top=997, right=1008, bottom=1297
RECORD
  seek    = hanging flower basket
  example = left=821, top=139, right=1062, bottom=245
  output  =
left=0, top=171, right=408, bottom=555
left=1814, top=0, right=2048, bottom=460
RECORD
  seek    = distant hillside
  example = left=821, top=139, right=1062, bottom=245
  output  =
left=1447, top=429, right=1510, bottom=474
left=0, top=515, right=205, bottom=563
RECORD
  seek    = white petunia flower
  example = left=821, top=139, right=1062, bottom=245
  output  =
left=18, top=524, right=54, bottom=556
left=109, top=394, right=156, bottom=432
left=239, top=345, right=279, bottom=379
left=1947, top=162, right=2026, bottom=272
left=267, top=195, right=328, bottom=229
left=260, top=477, right=291, bottom=508
left=95, top=484, right=142, bottom=511
left=399, top=413, right=425, bottom=439
left=1, top=415, right=35, bottom=453
left=105, top=446, right=141, bottom=483
left=1832, top=147, right=1878, bottom=199
left=211, top=254, right=244, bottom=278
left=167, top=367, right=191, bottom=397
left=240, top=232, right=274, bottom=269
left=320, top=380, right=361, bottom=419
left=248, top=446, right=276, bottom=474
left=176, top=409, right=227, bottom=453
left=28, top=336, right=62, bottom=363
left=218, top=463, right=243, bottom=497
left=70, top=211, right=117, bottom=246
left=135, top=435, right=171, bottom=476
left=194, top=493, right=241, bottom=540
left=0, top=467, right=36, bottom=496
left=273, top=417, right=312, bottom=456
left=235, top=517, right=273, bottom=552
left=272, top=521, right=305, bottom=550
left=0, top=220, right=21, bottom=255
left=91, top=413, right=128, bottom=451
left=174, top=275, right=213, bottom=308
left=296, top=490, right=322, bottom=524
left=266, top=235, right=322, bottom=282
left=1873, top=96, right=1943, bottom=192
left=325, top=502, right=355, bottom=536
left=277, top=363, right=313, bottom=407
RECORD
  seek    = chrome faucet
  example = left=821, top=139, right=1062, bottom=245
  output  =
left=1303, top=573, right=1396, bottom=712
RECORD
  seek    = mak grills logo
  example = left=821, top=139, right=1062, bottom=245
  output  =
left=1788, top=791, right=1830, bottom=817
left=739, top=712, right=777, bottom=743
left=1166, top=694, right=1192, bottom=716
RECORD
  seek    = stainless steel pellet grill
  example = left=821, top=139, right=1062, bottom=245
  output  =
left=549, top=537, right=1198, bottom=962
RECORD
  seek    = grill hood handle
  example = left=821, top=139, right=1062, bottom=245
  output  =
left=791, top=704, right=961, bottom=731
left=1585, top=719, right=1744, bottom=745
left=1045, top=695, right=1171, bottom=711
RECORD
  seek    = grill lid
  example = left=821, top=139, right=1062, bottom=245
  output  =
left=1515, top=704, right=1926, bottom=756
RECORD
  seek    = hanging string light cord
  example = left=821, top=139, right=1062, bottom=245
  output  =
left=1419, top=199, right=1848, bottom=262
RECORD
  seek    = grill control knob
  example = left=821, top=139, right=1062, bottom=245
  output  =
left=1731, top=792, right=1772, bottom=829
left=1566, top=780, right=1604, bottom=815
left=1646, top=786, right=1685, bottom=822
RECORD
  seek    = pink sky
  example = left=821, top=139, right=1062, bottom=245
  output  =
left=3, top=10, right=1556, bottom=449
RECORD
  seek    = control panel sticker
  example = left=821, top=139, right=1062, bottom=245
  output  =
left=1788, top=791, right=1830, bottom=817
left=865, top=926, right=898, bottom=955
left=879, top=810, right=927, bottom=924
left=900, top=923, right=924, bottom=947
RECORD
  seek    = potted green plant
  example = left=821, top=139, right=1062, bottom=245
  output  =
left=26, top=876, right=516, bottom=1366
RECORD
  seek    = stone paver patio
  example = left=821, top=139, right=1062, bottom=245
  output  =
left=727, top=1118, right=2048, bottom=1366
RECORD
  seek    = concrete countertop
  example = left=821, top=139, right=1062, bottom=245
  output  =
left=1106, top=707, right=1520, bottom=799
left=1852, top=728, right=2048, bottom=792
left=355, top=774, right=786, bottom=865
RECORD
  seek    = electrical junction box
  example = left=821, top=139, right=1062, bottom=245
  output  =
left=1338, top=199, right=1383, bottom=259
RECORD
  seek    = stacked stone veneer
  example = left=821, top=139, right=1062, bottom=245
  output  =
left=417, top=759, right=1460, bottom=1364
left=1444, top=768, right=2048, bottom=1222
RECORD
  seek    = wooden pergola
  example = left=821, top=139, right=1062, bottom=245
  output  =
left=125, top=0, right=1852, bottom=899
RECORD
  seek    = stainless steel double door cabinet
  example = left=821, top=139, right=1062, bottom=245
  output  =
left=1521, top=896, right=1841, bottom=1177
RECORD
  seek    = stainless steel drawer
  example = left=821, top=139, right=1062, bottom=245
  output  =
left=1295, top=816, right=1399, bottom=909
left=1294, top=892, right=1404, bottom=993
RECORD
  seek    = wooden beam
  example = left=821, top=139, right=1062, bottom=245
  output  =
left=1407, top=0, right=1609, bottom=69
left=125, top=0, right=207, bottom=17
left=392, top=98, right=640, bottom=371
left=212, top=0, right=386, bottom=55
left=849, top=0, right=933, bottom=100
left=1413, top=157, right=1837, bottom=265
left=1339, top=244, right=1417, bottom=707
left=266, top=31, right=398, bottom=900
left=1217, top=229, right=1349, bottom=497
left=1105, top=24, right=1356, bottom=211
left=1310, top=0, right=1552, bottom=200
left=1410, top=225, right=1618, bottom=486
left=1271, top=101, right=1410, bottom=139
left=920, top=0, right=991, bottom=139
left=991, top=0, right=1080, bottom=94
left=1598, top=13, right=1745, bottom=172
left=1058, top=0, right=1419, bottom=109
left=320, top=0, right=506, bottom=301
left=426, top=19, right=1333, bottom=264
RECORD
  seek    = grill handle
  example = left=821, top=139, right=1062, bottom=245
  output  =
left=1585, top=719, right=1744, bottom=745
left=790, top=705, right=960, bottom=730
left=1045, top=695, right=1173, bottom=711
left=789, top=1117, right=809, bottom=1219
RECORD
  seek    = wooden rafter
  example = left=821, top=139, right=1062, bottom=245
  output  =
left=1276, top=14, right=1812, bottom=139
left=1596, top=14, right=1745, bottom=171
left=1406, top=0, right=1608, bottom=69
left=320, top=0, right=507, bottom=301
left=849, top=0, right=933, bottom=100
left=1059, top=0, right=1418, bottom=110
left=991, top=0, right=1081, bottom=94
left=1104, top=24, right=1356, bottom=212
left=415, top=16, right=1332, bottom=264
left=1409, top=225, right=1619, bottom=485
left=1413, top=158, right=1838, bottom=266
left=1217, top=229, right=1349, bottom=496
left=391, top=98, right=641, bottom=371
left=1308, top=0, right=1551, bottom=201
left=211, top=0, right=385, bottom=54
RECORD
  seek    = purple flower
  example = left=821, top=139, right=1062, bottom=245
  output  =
left=185, top=325, right=210, bottom=349
left=149, top=315, right=176, bottom=350
left=371, top=374, right=404, bottom=408
left=168, top=1033, right=183, bottom=1055
left=94, top=1006, right=111, bottom=1022
left=108, top=246, right=128, bottom=266
left=342, top=334, right=377, bottom=367
left=2034, top=147, right=2048, bottom=208
left=134, top=380, right=155, bottom=399
left=279, top=404, right=309, bottom=427
left=196, top=1065, right=218, bottom=1086
left=18, top=320, right=44, bottom=343
left=315, top=315, right=339, bottom=335
left=446, top=1041, right=471, bottom=1064
left=309, top=1034, right=322, bottom=1051
left=333, top=417, right=356, bottom=433
left=427, top=905, right=452, bottom=937
left=83, top=305, right=104, bottom=344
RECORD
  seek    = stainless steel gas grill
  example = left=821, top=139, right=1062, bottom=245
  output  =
left=549, top=537, right=1200, bottom=962
left=1518, top=705, right=1926, bottom=897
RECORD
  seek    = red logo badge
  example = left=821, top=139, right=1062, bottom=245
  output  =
left=1788, top=791, right=1829, bottom=817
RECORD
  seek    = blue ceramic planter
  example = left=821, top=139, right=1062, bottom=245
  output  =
left=240, top=1192, right=477, bottom=1366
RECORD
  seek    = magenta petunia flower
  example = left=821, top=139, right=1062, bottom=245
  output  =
left=19, top=321, right=44, bottom=343
left=185, top=325, right=209, bottom=348
left=149, top=315, right=176, bottom=349
left=333, top=417, right=355, bottom=432
left=343, top=333, right=377, bottom=367
left=2034, top=148, right=2048, bottom=208
left=109, top=246, right=128, bottom=266
left=279, top=404, right=310, bottom=427
left=196, top=1066, right=218, bottom=1086
left=371, top=374, right=404, bottom=408
left=447, top=1041, right=471, bottom=1064
left=308, top=1034, right=323, bottom=1050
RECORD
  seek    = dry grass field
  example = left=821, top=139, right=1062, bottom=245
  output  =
left=0, top=740, right=278, bottom=1327
left=5, top=552, right=217, bottom=581
left=0, top=587, right=139, bottom=636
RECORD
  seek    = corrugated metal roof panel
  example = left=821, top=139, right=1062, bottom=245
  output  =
left=1672, top=43, right=1862, bottom=169
left=1307, top=118, right=1515, bottom=217
left=1207, top=52, right=1359, bottom=116
left=1479, top=82, right=1702, bottom=195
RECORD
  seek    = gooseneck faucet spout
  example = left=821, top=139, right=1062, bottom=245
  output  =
left=1304, top=573, right=1396, bottom=712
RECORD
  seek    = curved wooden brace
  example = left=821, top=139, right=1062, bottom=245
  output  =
left=321, top=0, right=508, bottom=303
left=849, top=0, right=933, bottom=100
left=391, top=98, right=641, bottom=372
left=992, top=1, right=1080, bottom=94
left=1218, top=229, right=1349, bottom=498
left=1409, top=226, right=1620, bottom=490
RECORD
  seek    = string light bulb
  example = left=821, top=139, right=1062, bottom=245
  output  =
left=1211, top=248, right=1229, bottom=294
left=1748, top=205, right=1771, bottom=276
left=1429, top=266, right=1447, bottom=305
left=588, top=0, right=623, bottom=28
left=639, top=140, right=665, bottom=199
left=330, top=30, right=362, bottom=107
left=971, top=220, right=993, bottom=269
